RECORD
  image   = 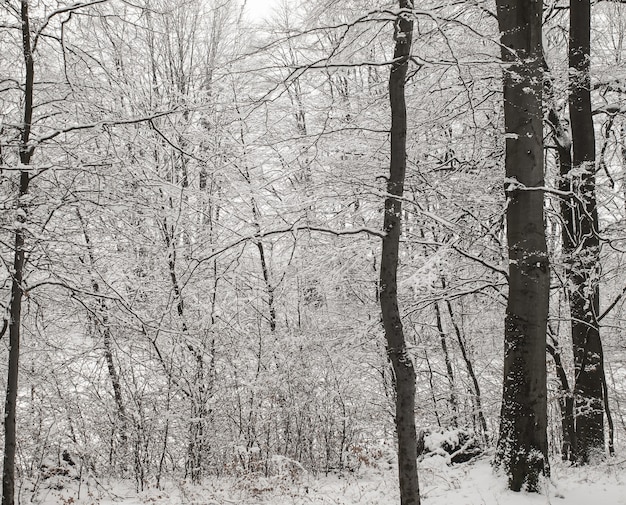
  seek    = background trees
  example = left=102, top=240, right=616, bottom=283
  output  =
left=0, top=0, right=626, bottom=502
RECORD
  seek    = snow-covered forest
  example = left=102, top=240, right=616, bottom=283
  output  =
left=0, top=0, right=625, bottom=503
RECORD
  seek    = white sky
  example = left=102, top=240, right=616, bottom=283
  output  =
left=244, top=0, right=282, bottom=20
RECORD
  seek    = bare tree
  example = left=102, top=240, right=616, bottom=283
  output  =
left=493, top=0, right=550, bottom=492
left=379, top=2, right=420, bottom=504
left=2, top=3, right=34, bottom=503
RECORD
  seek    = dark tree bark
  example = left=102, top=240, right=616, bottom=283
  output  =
left=379, top=3, right=420, bottom=504
left=2, top=3, right=33, bottom=505
left=568, top=0, right=605, bottom=463
left=493, top=0, right=550, bottom=492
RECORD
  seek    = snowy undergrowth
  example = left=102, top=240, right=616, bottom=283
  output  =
left=24, top=456, right=626, bottom=504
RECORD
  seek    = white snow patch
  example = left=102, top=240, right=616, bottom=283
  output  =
left=24, top=457, right=626, bottom=505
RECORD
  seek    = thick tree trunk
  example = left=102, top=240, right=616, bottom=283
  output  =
left=568, top=0, right=605, bottom=463
left=380, top=4, right=420, bottom=505
left=2, top=3, right=33, bottom=505
left=494, top=0, right=550, bottom=492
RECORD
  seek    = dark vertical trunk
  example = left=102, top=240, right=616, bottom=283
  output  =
left=252, top=203, right=276, bottom=333
left=434, top=302, right=458, bottom=427
left=545, top=61, right=602, bottom=463
left=545, top=60, right=578, bottom=462
left=546, top=335, right=575, bottom=461
left=380, top=4, right=420, bottom=505
left=601, top=361, right=615, bottom=456
left=568, top=0, right=604, bottom=464
left=2, top=179, right=29, bottom=505
left=2, top=3, right=33, bottom=505
left=422, top=344, right=442, bottom=428
left=494, top=0, right=550, bottom=492
left=233, top=97, right=277, bottom=333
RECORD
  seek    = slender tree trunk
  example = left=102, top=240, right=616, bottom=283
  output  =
left=232, top=94, right=277, bottom=332
left=568, top=0, right=605, bottom=463
left=380, top=4, right=420, bottom=504
left=251, top=201, right=277, bottom=332
left=2, top=185, right=29, bottom=505
left=2, top=0, right=35, bottom=505
left=545, top=59, right=595, bottom=463
left=2, top=3, right=33, bottom=504
left=422, top=344, right=442, bottom=428
left=601, top=360, right=615, bottom=456
left=546, top=334, right=575, bottom=461
left=444, top=298, right=488, bottom=444
left=77, top=211, right=128, bottom=453
left=434, top=302, right=458, bottom=427
left=494, top=0, right=550, bottom=492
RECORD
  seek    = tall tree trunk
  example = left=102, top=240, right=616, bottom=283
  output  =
left=568, top=0, right=605, bottom=464
left=494, top=0, right=550, bottom=492
left=3, top=3, right=33, bottom=505
left=380, top=4, right=420, bottom=505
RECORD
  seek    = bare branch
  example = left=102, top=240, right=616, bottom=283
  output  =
left=188, top=223, right=384, bottom=280
left=451, top=244, right=509, bottom=279
left=598, top=284, right=626, bottom=321
left=32, top=0, right=109, bottom=52
left=30, top=109, right=182, bottom=148
left=593, top=104, right=626, bottom=115
left=0, top=319, right=7, bottom=340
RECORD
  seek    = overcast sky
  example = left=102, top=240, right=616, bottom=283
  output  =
left=244, top=0, right=281, bottom=20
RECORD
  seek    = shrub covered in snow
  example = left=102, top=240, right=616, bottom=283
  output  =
left=421, top=428, right=482, bottom=464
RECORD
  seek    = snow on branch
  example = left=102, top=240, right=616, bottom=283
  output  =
left=504, top=177, right=575, bottom=199
left=593, top=104, right=626, bottom=116
left=188, top=224, right=385, bottom=279
left=32, top=0, right=109, bottom=53
left=450, top=244, right=509, bottom=279
left=30, top=109, right=181, bottom=149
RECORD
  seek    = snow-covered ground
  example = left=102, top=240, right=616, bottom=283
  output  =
left=28, top=454, right=626, bottom=504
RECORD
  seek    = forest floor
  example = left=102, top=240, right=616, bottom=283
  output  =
left=28, top=452, right=626, bottom=504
